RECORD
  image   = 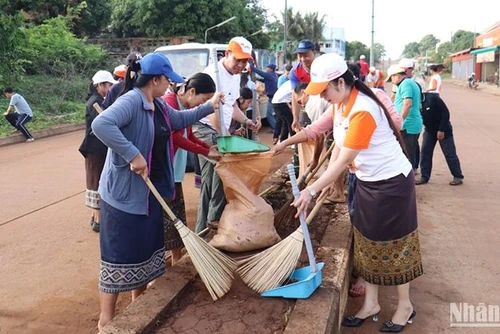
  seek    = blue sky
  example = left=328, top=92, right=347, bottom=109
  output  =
left=260, top=0, right=500, bottom=58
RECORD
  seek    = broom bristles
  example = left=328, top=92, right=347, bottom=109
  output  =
left=175, top=221, right=237, bottom=300
left=237, top=228, right=304, bottom=293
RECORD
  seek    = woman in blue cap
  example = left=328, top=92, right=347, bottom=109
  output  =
left=92, top=53, right=223, bottom=330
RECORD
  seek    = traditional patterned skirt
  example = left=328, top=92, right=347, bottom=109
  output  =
left=85, top=153, right=106, bottom=209
left=352, top=172, right=423, bottom=286
left=99, top=192, right=166, bottom=293
left=163, top=183, right=186, bottom=250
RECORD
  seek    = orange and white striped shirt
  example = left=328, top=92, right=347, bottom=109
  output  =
left=334, top=89, right=411, bottom=182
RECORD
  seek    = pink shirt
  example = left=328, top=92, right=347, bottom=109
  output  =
left=303, top=88, right=402, bottom=140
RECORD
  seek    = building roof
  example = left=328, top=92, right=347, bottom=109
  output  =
left=480, top=21, right=500, bottom=34
left=449, top=48, right=472, bottom=57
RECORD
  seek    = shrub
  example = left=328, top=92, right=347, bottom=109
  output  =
left=23, top=17, right=109, bottom=77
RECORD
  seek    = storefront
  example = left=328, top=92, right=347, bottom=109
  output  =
left=470, top=46, right=500, bottom=83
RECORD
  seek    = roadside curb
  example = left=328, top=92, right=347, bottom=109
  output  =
left=101, top=257, right=199, bottom=334
left=284, top=210, right=353, bottom=334
left=100, top=206, right=353, bottom=334
left=0, top=123, right=85, bottom=147
left=446, top=79, right=500, bottom=96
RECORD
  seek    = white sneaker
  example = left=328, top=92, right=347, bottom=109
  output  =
left=26, top=138, right=35, bottom=143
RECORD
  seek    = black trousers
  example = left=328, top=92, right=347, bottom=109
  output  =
left=420, top=129, right=464, bottom=181
left=5, top=113, right=18, bottom=128
left=272, top=103, right=295, bottom=142
left=401, top=130, right=420, bottom=170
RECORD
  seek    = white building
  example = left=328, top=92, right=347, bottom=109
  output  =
left=319, top=27, right=346, bottom=58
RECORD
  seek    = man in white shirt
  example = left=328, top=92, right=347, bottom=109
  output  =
left=193, top=36, right=259, bottom=232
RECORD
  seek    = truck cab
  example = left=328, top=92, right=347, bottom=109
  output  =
left=155, top=43, right=227, bottom=80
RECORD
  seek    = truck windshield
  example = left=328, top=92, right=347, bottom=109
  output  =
left=156, top=49, right=209, bottom=79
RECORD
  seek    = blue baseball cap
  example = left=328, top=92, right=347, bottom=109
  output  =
left=140, top=53, right=184, bottom=83
left=266, top=64, right=276, bottom=71
left=294, top=40, right=315, bottom=53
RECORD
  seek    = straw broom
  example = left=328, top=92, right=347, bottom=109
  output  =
left=145, top=177, right=236, bottom=300
left=273, top=141, right=335, bottom=231
left=238, top=190, right=327, bottom=293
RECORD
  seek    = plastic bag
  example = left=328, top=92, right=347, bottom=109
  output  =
left=210, top=151, right=281, bottom=252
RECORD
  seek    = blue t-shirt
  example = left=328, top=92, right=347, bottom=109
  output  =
left=10, top=93, right=33, bottom=116
left=394, top=79, right=422, bottom=134
left=277, top=74, right=288, bottom=88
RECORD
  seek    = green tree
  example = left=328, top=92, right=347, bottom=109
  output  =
left=419, top=34, right=440, bottom=56
left=402, top=41, right=421, bottom=58
left=370, top=42, right=386, bottom=64
left=0, top=2, right=27, bottom=85
left=346, top=41, right=369, bottom=62
left=451, top=30, right=476, bottom=52
left=436, top=41, right=452, bottom=63
left=109, top=0, right=270, bottom=48
left=302, top=12, right=325, bottom=43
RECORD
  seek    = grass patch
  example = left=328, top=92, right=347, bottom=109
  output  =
left=0, top=74, right=88, bottom=137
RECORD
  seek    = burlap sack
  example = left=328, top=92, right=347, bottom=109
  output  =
left=210, top=151, right=281, bottom=252
left=297, top=138, right=326, bottom=181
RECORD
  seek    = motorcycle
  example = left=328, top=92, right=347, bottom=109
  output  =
left=466, top=79, right=479, bottom=90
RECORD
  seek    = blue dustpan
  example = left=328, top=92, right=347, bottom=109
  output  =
left=261, top=262, right=325, bottom=299
left=261, top=164, right=323, bottom=299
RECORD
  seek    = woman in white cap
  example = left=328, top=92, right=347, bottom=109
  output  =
left=91, top=53, right=223, bottom=331
left=78, top=70, right=118, bottom=232
left=293, top=53, right=423, bottom=332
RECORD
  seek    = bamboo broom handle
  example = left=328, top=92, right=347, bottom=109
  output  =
left=304, top=141, right=336, bottom=185
left=144, top=177, right=178, bottom=222
left=93, top=102, right=103, bottom=114
left=306, top=195, right=327, bottom=224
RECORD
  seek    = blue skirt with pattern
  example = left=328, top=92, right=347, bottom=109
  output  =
left=99, top=192, right=165, bottom=293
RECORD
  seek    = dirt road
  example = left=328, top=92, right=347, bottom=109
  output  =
left=1, top=82, right=500, bottom=333
left=344, top=84, right=500, bottom=333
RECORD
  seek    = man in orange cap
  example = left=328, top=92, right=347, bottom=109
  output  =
left=193, top=36, right=260, bottom=232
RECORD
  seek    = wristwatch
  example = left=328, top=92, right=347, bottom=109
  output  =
left=306, top=186, right=317, bottom=198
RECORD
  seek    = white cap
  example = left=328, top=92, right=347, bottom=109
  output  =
left=385, top=65, right=406, bottom=82
left=228, top=37, right=253, bottom=59
left=369, top=66, right=376, bottom=72
left=92, top=70, right=118, bottom=85
left=360, top=55, right=366, bottom=60
left=304, top=53, right=347, bottom=95
left=399, top=58, right=414, bottom=69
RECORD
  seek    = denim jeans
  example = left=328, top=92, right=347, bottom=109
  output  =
left=401, top=130, right=420, bottom=170
left=420, top=129, right=464, bottom=181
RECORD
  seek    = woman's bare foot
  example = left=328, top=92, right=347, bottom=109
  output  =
left=349, top=276, right=366, bottom=297
left=171, top=247, right=182, bottom=266
left=354, top=303, right=381, bottom=320
left=391, top=304, right=414, bottom=325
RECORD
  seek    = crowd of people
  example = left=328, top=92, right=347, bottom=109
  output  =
left=1, top=35, right=468, bottom=332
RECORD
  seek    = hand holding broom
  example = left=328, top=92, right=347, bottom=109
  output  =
left=237, top=174, right=328, bottom=293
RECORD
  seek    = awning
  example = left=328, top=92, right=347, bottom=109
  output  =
left=471, top=46, right=500, bottom=55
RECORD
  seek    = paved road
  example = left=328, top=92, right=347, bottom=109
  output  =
left=345, top=84, right=500, bottom=333
left=1, top=83, right=499, bottom=333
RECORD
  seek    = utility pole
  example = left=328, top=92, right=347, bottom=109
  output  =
left=284, top=0, right=288, bottom=65
left=369, top=0, right=375, bottom=67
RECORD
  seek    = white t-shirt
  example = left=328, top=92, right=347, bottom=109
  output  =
left=305, top=95, right=331, bottom=122
left=201, top=59, right=240, bottom=130
left=427, top=74, right=442, bottom=93
left=271, top=80, right=292, bottom=104
left=365, top=71, right=380, bottom=85
left=334, top=90, right=411, bottom=182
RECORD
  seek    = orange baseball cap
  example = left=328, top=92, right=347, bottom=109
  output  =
left=113, top=64, right=127, bottom=79
left=227, top=37, right=253, bottom=60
